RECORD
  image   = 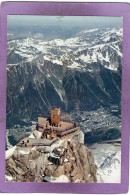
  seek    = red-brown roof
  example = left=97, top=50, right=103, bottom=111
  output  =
left=38, top=117, right=74, bottom=132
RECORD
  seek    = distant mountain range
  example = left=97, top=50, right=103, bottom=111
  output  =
left=7, top=27, right=122, bottom=128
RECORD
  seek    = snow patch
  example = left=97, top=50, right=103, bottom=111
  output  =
left=53, top=59, right=63, bottom=65
left=19, top=150, right=30, bottom=155
left=29, top=133, right=35, bottom=139
left=98, top=152, right=121, bottom=183
left=89, top=143, right=121, bottom=183
left=5, top=175, right=13, bottom=181
left=68, top=62, right=80, bottom=69
left=51, top=175, right=70, bottom=183
left=6, top=146, right=16, bottom=160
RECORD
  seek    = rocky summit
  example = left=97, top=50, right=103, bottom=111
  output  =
left=6, top=136, right=97, bottom=183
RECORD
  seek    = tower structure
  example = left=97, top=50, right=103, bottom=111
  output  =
left=51, top=106, right=60, bottom=125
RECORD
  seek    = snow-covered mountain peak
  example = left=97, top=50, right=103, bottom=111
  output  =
left=7, top=27, right=122, bottom=72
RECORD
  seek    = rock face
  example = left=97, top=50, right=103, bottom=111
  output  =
left=6, top=138, right=97, bottom=183
left=6, top=62, right=121, bottom=128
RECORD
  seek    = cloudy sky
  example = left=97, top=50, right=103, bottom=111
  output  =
left=8, top=15, right=123, bottom=28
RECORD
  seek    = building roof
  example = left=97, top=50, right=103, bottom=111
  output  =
left=18, top=137, right=58, bottom=147
left=38, top=117, right=75, bottom=132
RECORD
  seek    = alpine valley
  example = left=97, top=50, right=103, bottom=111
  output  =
left=6, top=26, right=122, bottom=183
